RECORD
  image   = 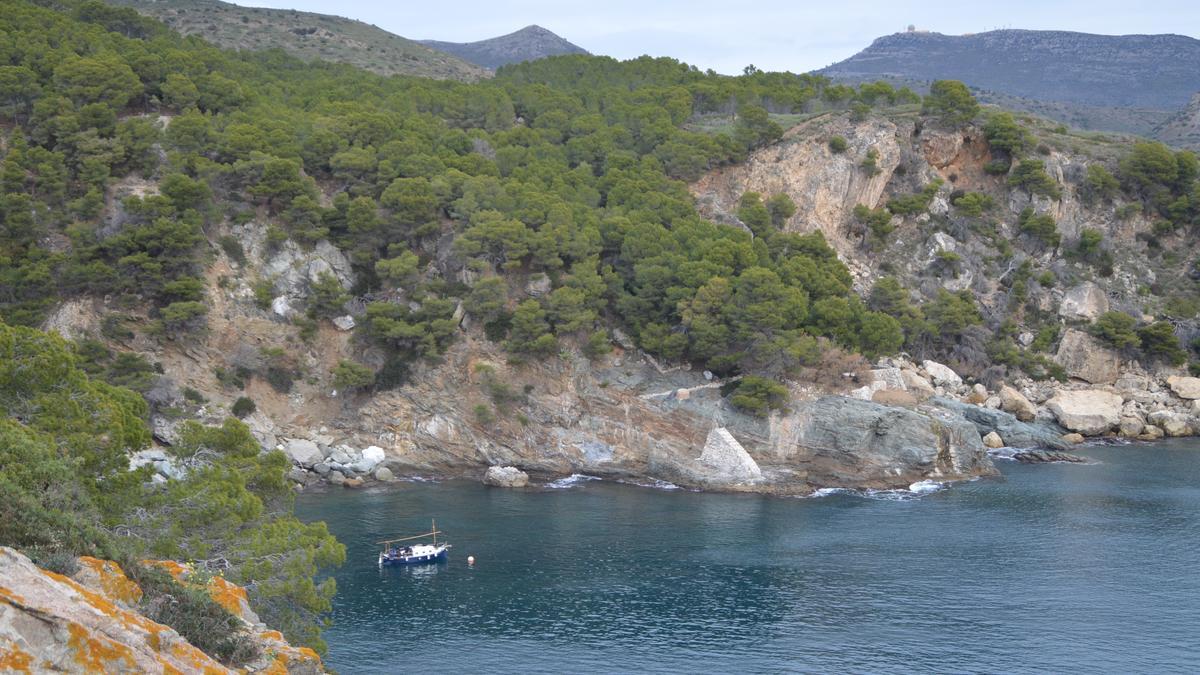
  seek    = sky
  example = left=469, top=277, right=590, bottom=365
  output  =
left=229, top=0, right=1200, bottom=74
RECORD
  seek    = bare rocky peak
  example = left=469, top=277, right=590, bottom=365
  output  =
left=420, top=24, right=588, bottom=70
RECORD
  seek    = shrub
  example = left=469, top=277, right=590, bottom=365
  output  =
left=984, top=159, right=1011, bottom=175
left=828, top=136, right=848, bottom=154
left=885, top=179, right=942, bottom=216
left=1008, top=160, right=1061, bottom=199
left=982, top=112, right=1031, bottom=156
left=728, top=376, right=789, bottom=417
left=922, top=80, right=978, bottom=125
left=182, top=387, right=206, bottom=404
left=160, top=301, right=208, bottom=332
left=1017, top=207, right=1060, bottom=248
left=1137, top=321, right=1187, bottom=365
left=123, top=561, right=257, bottom=665
left=332, top=360, right=375, bottom=391
left=1083, top=164, right=1119, bottom=203
left=473, top=404, right=495, bottom=425
left=584, top=329, right=613, bottom=358
left=860, top=148, right=881, bottom=176
left=951, top=192, right=995, bottom=217
left=231, top=396, right=256, bottom=418
left=1090, top=311, right=1140, bottom=350
left=218, top=234, right=246, bottom=264
left=853, top=204, right=894, bottom=239
left=252, top=279, right=274, bottom=310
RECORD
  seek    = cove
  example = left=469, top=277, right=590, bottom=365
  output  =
left=296, top=441, right=1200, bottom=673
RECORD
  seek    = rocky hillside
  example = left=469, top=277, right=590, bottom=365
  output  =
left=420, top=25, right=588, bottom=70
left=109, top=0, right=489, bottom=80
left=1155, top=93, right=1200, bottom=149
left=818, top=30, right=1200, bottom=144
left=0, top=548, right=323, bottom=673
left=39, top=105, right=1200, bottom=497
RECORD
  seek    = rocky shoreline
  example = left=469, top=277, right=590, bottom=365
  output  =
left=128, top=335, right=1200, bottom=498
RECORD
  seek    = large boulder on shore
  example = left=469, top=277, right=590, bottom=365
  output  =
left=999, top=385, right=1037, bottom=421
left=787, top=396, right=996, bottom=486
left=931, top=397, right=1069, bottom=450
left=1167, top=376, right=1200, bottom=400
left=696, top=427, right=762, bottom=483
left=1045, top=390, right=1123, bottom=435
left=483, top=465, right=529, bottom=488
left=283, top=439, right=324, bottom=467
left=1054, top=329, right=1119, bottom=384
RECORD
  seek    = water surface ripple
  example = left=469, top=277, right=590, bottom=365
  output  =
left=296, top=442, right=1200, bottom=673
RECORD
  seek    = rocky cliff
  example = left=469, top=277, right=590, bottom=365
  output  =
left=0, top=548, right=323, bottom=673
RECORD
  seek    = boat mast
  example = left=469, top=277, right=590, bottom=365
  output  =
left=432, top=519, right=437, bottom=546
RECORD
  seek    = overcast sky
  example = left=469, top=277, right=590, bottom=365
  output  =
left=229, top=0, right=1200, bottom=74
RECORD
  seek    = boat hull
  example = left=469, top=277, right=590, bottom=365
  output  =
left=379, top=547, right=449, bottom=566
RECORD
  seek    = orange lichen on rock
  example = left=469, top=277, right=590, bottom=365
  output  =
left=0, top=548, right=324, bottom=674
left=67, top=622, right=137, bottom=672
left=208, top=575, right=251, bottom=618
left=0, top=641, right=34, bottom=672
left=76, top=556, right=143, bottom=607
left=144, top=559, right=191, bottom=580
left=168, top=641, right=228, bottom=675
left=0, top=585, right=26, bottom=605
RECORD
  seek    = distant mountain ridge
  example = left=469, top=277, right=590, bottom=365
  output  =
left=420, top=25, right=588, bottom=70
left=820, top=29, right=1200, bottom=110
left=818, top=29, right=1200, bottom=147
left=109, top=0, right=489, bottom=80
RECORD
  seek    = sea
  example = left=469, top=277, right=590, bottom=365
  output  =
left=296, top=440, right=1200, bottom=673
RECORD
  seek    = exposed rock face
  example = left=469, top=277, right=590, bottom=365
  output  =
left=40, top=298, right=100, bottom=341
left=1054, top=329, right=1120, bottom=384
left=999, top=385, right=1037, bottom=421
left=1058, top=282, right=1110, bottom=322
left=0, top=548, right=323, bottom=674
left=483, top=465, right=529, bottom=488
left=1167, top=376, right=1200, bottom=399
left=922, top=360, right=962, bottom=388
left=1147, top=410, right=1193, bottom=437
left=932, top=397, right=1068, bottom=450
left=1046, top=390, right=1124, bottom=435
left=695, top=427, right=763, bottom=484
left=777, top=397, right=997, bottom=487
left=901, top=370, right=937, bottom=401
left=690, top=116, right=902, bottom=256
left=1119, top=416, right=1145, bottom=438
left=283, top=439, right=324, bottom=467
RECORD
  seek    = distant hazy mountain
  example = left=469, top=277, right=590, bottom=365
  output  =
left=110, top=0, right=488, bottom=81
left=420, top=25, right=588, bottom=70
left=820, top=29, right=1200, bottom=110
left=816, top=29, right=1200, bottom=146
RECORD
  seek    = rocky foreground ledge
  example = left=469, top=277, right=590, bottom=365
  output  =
left=0, top=547, right=323, bottom=673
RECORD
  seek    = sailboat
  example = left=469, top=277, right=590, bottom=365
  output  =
left=377, top=520, right=450, bottom=566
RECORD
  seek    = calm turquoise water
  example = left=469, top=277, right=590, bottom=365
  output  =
left=296, top=442, right=1200, bottom=673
